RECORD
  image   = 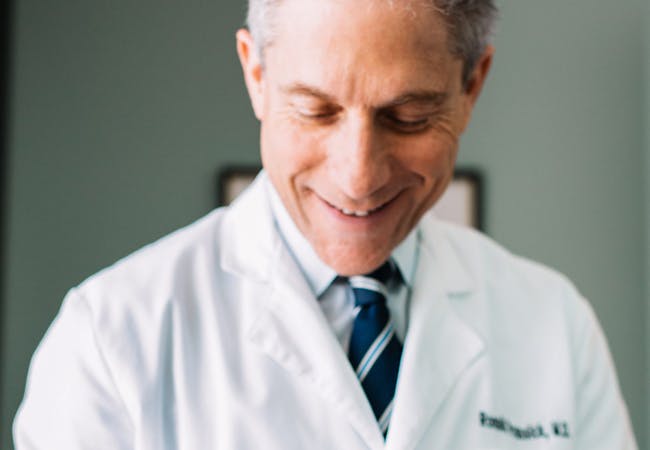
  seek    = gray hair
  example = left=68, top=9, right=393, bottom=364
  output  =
left=245, top=0, right=498, bottom=86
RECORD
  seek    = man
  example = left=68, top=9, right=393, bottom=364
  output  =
left=14, top=0, right=637, bottom=448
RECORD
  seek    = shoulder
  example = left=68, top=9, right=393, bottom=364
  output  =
left=417, top=216, right=604, bottom=382
left=423, top=214, right=577, bottom=296
left=76, top=172, right=273, bottom=312
left=416, top=219, right=636, bottom=446
left=53, top=208, right=236, bottom=363
left=417, top=213, right=590, bottom=329
left=69, top=171, right=276, bottom=341
left=77, top=208, right=227, bottom=307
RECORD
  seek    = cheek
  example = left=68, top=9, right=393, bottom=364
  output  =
left=398, top=134, right=459, bottom=182
left=260, top=124, right=293, bottom=195
left=399, top=135, right=460, bottom=221
left=261, top=122, right=325, bottom=189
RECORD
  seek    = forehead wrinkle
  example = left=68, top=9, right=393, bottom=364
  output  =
left=334, top=57, right=455, bottom=110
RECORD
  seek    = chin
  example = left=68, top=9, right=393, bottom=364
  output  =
left=317, top=243, right=391, bottom=276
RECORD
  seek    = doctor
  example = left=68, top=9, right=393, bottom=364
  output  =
left=14, top=0, right=637, bottom=449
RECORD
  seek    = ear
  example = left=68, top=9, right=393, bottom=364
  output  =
left=464, top=44, right=494, bottom=105
left=236, top=28, right=265, bottom=120
left=458, top=45, right=494, bottom=131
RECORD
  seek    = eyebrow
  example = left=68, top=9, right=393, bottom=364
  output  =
left=281, top=83, right=449, bottom=109
left=379, top=91, right=449, bottom=109
left=280, top=83, right=336, bottom=102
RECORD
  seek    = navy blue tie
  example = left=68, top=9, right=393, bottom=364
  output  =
left=348, top=261, right=402, bottom=436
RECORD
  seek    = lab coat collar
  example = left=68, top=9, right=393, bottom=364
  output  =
left=421, top=210, right=477, bottom=296
left=220, top=171, right=277, bottom=282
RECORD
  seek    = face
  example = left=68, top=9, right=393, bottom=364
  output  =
left=237, top=0, right=492, bottom=275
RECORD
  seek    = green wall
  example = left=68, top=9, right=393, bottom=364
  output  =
left=1, top=1, right=647, bottom=448
left=644, top=0, right=650, bottom=443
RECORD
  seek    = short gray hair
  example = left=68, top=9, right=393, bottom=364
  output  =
left=245, top=0, right=498, bottom=86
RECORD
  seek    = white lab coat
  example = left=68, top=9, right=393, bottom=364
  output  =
left=14, top=173, right=637, bottom=449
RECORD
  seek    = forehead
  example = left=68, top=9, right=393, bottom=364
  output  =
left=264, top=0, right=459, bottom=102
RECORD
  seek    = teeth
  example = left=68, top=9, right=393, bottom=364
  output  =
left=340, top=208, right=371, bottom=217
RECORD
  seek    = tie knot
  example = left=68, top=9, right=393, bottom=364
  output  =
left=366, top=260, right=395, bottom=284
left=348, top=261, right=394, bottom=307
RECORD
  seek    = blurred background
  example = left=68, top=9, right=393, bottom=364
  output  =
left=0, top=0, right=648, bottom=448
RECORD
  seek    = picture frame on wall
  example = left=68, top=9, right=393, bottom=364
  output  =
left=217, top=166, right=261, bottom=207
left=217, top=166, right=484, bottom=231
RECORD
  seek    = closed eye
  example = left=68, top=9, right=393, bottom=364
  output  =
left=379, top=113, right=430, bottom=132
left=298, top=109, right=339, bottom=120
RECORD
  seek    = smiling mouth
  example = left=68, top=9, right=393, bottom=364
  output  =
left=326, top=198, right=393, bottom=217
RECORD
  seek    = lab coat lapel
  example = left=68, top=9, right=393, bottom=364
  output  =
left=221, top=174, right=385, bottom=450
left=250, top=246, right=385, bottom=450
left=387, top=219, right=485, bottom=450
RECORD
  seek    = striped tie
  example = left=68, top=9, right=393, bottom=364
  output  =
left=348, top=261, right=402, bottom=437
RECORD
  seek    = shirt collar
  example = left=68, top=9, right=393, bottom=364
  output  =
left=266, top=177, right=418, bottom=297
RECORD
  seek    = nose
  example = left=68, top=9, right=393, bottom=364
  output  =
left=328, top=114, right=391, bottom=200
